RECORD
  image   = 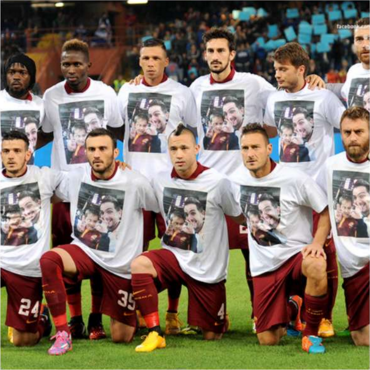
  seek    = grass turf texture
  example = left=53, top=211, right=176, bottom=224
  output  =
left=1, top=238, right=369, bottom=369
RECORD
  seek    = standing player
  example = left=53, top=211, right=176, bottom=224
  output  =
left=264, top=42, right=345, bottom=336
left=40, top=128, right=159, bottom=355
left=341, top=18, right=370, bottom=108
left=1, top=131, right=63, bottom=346
left=0, top=54, right=44, bottom=165
left=118, top=38, right=198, bottom=333
left=130, top=124, right=245, bottom=352
left=231, top=124, right=330, bottom=354
left=39, top=39, right=123, bottom=340
left=317, top=107, right=369, bottom=346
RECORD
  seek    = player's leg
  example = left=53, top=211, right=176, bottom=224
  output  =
left=301, top=252, right=328, bottom=354
left=87, top=275, right=106, bottom=340
left=2, top=270, right=51, bottom=347
left=352, top=325, right=369, bottom=346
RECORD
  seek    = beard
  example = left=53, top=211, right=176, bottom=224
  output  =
left=209, top=62, right=229, bottom=75
left=90, top=157, right=115, bottom=175
left=7, top=85, right=29, bottom=99
left=345, top=142, right=370, bottom=161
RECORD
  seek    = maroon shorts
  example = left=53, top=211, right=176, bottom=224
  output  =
left=143, top=249, right=227, bottom=333
left=52, top=203, right=73, bottom=247
left=225, top=215, right=249, bottom=250
left=143, top=210, right=166, bottom=245
left=343, top=263, right=369, bottom=332
left=1, top=269, right=42, bottom=333
left=253, top=253, right=306, bottom=333
left=58, top=245, right=136, bottom=327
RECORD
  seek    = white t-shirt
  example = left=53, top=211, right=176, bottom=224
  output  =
left=316, top=152, right=370, bottom=278
left=42, top=79, right=123, bottom=171
left=264, top=85, right=345, bottom=180
left=0, top=90, right=44, bottom=164
left=341, top=63, right=370, bottom=108
left=152, top=166, right=242, bottom=284
left=230, top=163, right=328, bottom=276
left=0, top=166, right=63, bottom=277
left=55, top=164, right=159, bottom=278
left=190, top=71, right=275, bottom=176
left=118, top=78, right=198, bottom=181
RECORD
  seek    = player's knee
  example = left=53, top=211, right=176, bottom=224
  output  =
left=202, top=331, right=222, bottom=340
left=257, top=331, right=281, bottom=345
left=40, top=250, right=63, bottom=275
left=131, top=256, right=152, bottom=274
left=111, top=329, right=134, bottom=343
left=352, top=329, right=370, bottom=346
left=12, top=332, right=38, bottom=347
left=303, top=257, right=327, bottom=280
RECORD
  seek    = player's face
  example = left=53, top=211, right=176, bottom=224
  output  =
left=353, top=186, right=370, bottom=217
left=19, top=196, right=41, bottom=223
left=7, top=212, right=22, bottom=229
left=148, top=105, right=168, bottom=133
left=292, top=113, right=313, bottom=139
left=223, top=102, right=244, bottom=130
left=341, top=117, right=369, bottom=161
left=1, top=139, right=31, bottom=176
left=204, top=38, right=235, bottom=74
left=84, top=113, right=103, bottom=133
left=354, top=25, right=370, bottom=66
left=86, top=135, right=119, bottom=175
left=6, top=63, right=31, bottom=99
left=184, top=203, right=205, bottom=233
left=73, top=128, right=87, bottom=146
left=171, top=215, right=185, bottom=232
left=274, top=60, right=302, bottom=91
left=100, top=202, right=121, bottom=230
left=281, top=128, right=293, bottom=145
left=241, top=133, right=272, bottom=175
left=169, top=131, right=199, bottom=175
left=135, top=118, right=148, bottom=135
left=211, top=117, right=224, bottom=133
left=25, top=123, right=38, bottom=148
left=363, top=92, right=370, bottom=112
left=340, top=200, right=352, bottom=218
left=85, top=213, right=99, bottom=230
left=139, top=46, right=169, bottom=81
left=61, top=51, right=91, bottom=90
left=258, top=200, right=280, bottom=229
left=249, top=214, right=260, bottom=231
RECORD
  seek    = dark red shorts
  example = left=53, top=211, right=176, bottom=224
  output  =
left=253, top=253, right=306, bottom=333
left=58, top=245, right=136, bottom=327
left=143, top=210, right=166, bottom=245
left=1, top=269, right=42, bottom=333
left=343, top=263, right=369, bottom=332
left=143, top=249, right=227, bottom=333
left=225, top=215, right=249, bottom=250
left=52, top=203, right=73, bottom=247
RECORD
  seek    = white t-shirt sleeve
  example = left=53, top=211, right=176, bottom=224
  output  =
left=263, top=95, right=276, bottom=127
left=106, top=87, right=123, bottom=128
left=315, top=160, right=329, bottom=195
left=55, top=173, right=70, bottom=202
left=117, top=84, right=129, bottom=125
left=218, top=178, right=243, bottom=217
left=256, top=76, right=276, bottom=110
left=135, top=174, right=160, bottom=213
left=296, top=174, right=328, bottom=213
left=41, top=91, right=54, bottom=133
left=323, top=91, right=346, bottom=129
left=182, top=88, right=198, bottom=129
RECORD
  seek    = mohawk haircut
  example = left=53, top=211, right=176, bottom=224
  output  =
left=169, top=122, right=196, bottom=143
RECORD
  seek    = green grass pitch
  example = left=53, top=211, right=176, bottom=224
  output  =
left=1, top=238, right=369, bottom=369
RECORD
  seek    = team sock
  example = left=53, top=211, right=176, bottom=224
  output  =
left=90, top=277, right=103, bottom=315
left=303, top=293, right=328, bottom=337
left=40, top=252, right=70, bottom=334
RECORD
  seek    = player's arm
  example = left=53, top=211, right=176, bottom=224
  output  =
left=36, top=127, right=54, bottom=150
left=302, top=207, right=330, bottom=259
left=108, top=125, right=124, bottom=142
left=263, top=124, right=277, bottom=138
left=228, top=213, right=247, bottom=226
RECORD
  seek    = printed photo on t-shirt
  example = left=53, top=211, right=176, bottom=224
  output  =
left=58, top=101, right=105, bottom=165
left=240, top=185, right=286, bottom=246
left=200, top=90, right=244, bottom=151
left=0, top=110, right=40, bottom=165
left=162, top=188, right=208, bottom=253
left=1, top=183, right=42, bottom=246
left=348, top=78, right=370, bottom=111
left=127, top=93, right=172, bottom=154
left=75, top=183, right=125, bottom=253
left=274, top=101, right=315, bottom=163
left=332, top=170, right=370, bottom=238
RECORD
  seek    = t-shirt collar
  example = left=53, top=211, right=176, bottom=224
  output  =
left=64, top=78, right=91, bottom=94
left=346, top=153, right=369, bottom=164
left=142, top=74, right=168, bottom=86
left=91, top=162, right=119, bottom=181
left=210, top=67, right=235, bottom=85
left=171, top=162, right=209, bottom=180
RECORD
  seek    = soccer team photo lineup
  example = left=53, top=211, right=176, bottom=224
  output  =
left=0, top=0, right=370, bottom=365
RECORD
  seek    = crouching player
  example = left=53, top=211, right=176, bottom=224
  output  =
left=40, top=128, right=159, bottom=355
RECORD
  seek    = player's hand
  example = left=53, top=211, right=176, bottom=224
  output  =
left=76, top=218, right=85, bottom=232
left=205, top=126, right=214, bottom=138
left=222, top=121, right=234, bottom=133
left=350, top=205, right=363, bottom=220
left=306, top=74, right=326, bottom=90
left=146, top=125, right=158, bottom=136
left=302, top=242, right=326, bottom=259
left=129, top=74, right=143, bottom=85
left=291, top=135, right=304, bottom=145
left=116, top=160, right=132, bottom=171
left=95, top=221, right=108, bottom=234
